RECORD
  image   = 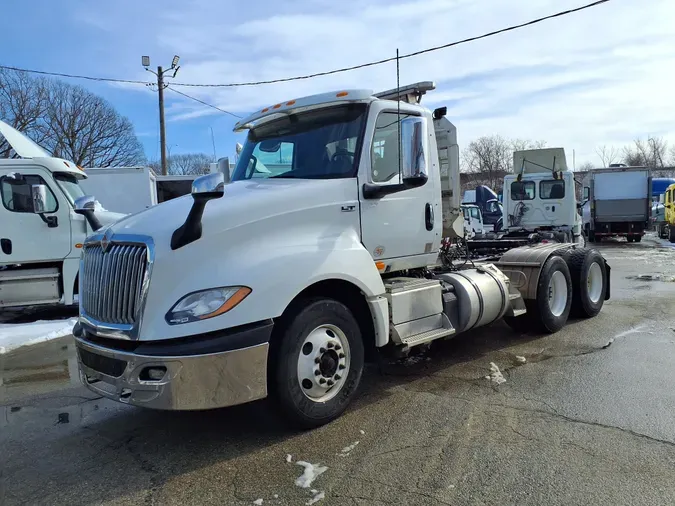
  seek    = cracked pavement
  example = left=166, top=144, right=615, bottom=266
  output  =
left=2, top=234, right=675, bottom=505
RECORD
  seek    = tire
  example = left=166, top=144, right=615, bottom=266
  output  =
left=566, top=248, right=607, bottom=318
left=531, top=255, right=572, bottom=333
left=627, top=236, right=634, bottom=243
left=270, top=297, right=364, bottom=429
left=635, top=235, right=642, bottom=243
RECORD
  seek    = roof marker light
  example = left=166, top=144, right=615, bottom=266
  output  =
left=336, top=91, right=349, bottom=97
left=286, top=100, right=296, bottom=106
left=262, top=108, right=269, bottom=113
left=272, top=104, right=282, bottom=109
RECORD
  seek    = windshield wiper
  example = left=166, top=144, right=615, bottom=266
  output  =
left=270, top=173, right=298, bottom=179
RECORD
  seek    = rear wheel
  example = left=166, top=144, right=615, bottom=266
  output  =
left=271, top=298, right=364, bottom=429
left=566, top=248, right=607, bottom=318
left=506, top=256, right=572, bottom=334
left=634, top=235, right=642, bottom=243
left=627, top=236, right=634, bottom=243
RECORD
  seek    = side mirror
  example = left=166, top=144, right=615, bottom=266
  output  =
left=191, top=172, right=225, bottom=198
left=216, top=157, right=231, bottom=183
left=30, top=184, right=48, bottom=214
left=172, top=172, right=225, bottom=250
left=74, top=195, right=103, bottom=230
left=400, top=117, right=426, bottom=180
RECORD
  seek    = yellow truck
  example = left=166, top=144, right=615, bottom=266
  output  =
left=660, top=183, right=675, bottom=243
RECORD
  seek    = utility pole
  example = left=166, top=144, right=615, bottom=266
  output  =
left=142, top=55, right=181, bottom=176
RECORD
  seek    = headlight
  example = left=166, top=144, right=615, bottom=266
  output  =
left=166, top=286, right=251, bottom=325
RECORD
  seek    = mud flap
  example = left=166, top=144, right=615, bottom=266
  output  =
left=604, top=262, right=611, bottom=301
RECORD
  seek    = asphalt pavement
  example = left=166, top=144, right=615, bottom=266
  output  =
left=2, top=235, right=675, bottom=506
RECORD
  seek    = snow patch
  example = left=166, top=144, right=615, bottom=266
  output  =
left=93, top=200, right=108, bottom=212
left=486, top=362, right=506, bottom=385
left=253, top=499, right=263, bottom=505
left=359, top=430, right=365, bottom=435
left=0, top=318, right=77, bottom=354
left=285, top=454, right=293, bottom=463
left=273, top=495, right=279, bottom=499
left=295, top=461, right=328, bottom=489
left=515, top=356, right=527, bottom=363
left=604, top=323, right=649, bottom=348
left=306, top=491, right=325, bottom=505
left=338, top=441, right=359, bottom=457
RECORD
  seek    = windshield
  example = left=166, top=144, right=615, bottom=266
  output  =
left=54, top=172, right=85, bottom=204
left=231, top=104, right=366, bottom=181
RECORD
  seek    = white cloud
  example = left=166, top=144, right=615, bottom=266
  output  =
left=76, top=0, right=675, bottom=166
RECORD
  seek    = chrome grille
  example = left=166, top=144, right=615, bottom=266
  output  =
left=82, top=243, right=148, bottom=325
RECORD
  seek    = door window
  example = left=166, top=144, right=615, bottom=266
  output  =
left=486, top=201, right=500, bottom=213
left=540, top=180, right=565, bottom=199
left=371, top=112, right=420, bottom=183
left=470, top=207, right=480, bottom=219
left=0, top=175, right=58, bottom=213
left=510, top=181, right=535, bottom=200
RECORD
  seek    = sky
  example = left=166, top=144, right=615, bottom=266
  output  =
left=2, top=0, right=675, bottom=168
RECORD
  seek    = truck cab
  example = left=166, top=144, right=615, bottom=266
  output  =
left=662, top=183, right=675, bottom=242
left=72, top=83, right=610, bottom=428
left=503, top=148, right=583, bottom=244
left=0, top=121, right=123, bottom=308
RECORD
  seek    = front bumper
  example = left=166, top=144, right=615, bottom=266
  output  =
left=73, top=320, right=272, bottom=410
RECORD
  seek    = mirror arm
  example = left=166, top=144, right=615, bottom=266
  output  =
left=38, top=213, right=58, bottom=228
left=362, top=174, right=428, bottom=199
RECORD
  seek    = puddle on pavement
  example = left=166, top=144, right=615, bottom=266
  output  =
left=626, top=274, right=675, bottom=283
left=0, top=336, right=81, bottom=404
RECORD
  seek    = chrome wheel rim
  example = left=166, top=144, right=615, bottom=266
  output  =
left=587, top=262, right=603, bottom=304
left=548, top=271, right=568, bottom=317
left=297, top=324, right=350, bottom=402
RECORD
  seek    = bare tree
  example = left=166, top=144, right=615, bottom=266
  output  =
left=39, top=81, right=145, bottom=167
left=622, top=137, right=668, bottom=168
left=0, top=69, right=48, bottom=157
left=462, top=135, right=547, bottom=191
left=0, top=69, right=145, bottom=167
left=149, top=153, right=212, bottom=175
left=577, top=161, right=595, bottom=172
left=595, top=145, right=619, bottom=167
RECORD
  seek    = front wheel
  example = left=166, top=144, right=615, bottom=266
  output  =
left=271, top=298, right=364, bottom=429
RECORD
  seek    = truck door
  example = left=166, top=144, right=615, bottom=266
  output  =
left=358, top=109, right=441, bottom=263
left=539, top=178, right=567, bottom=225
left=0, top=168, right=73, bottom=263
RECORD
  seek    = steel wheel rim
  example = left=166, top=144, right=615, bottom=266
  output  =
left=587, top=262, right=603, bottom=304
left=297, top=324, right=350, bottom=402
left=548, top=270, right=568, bottom=317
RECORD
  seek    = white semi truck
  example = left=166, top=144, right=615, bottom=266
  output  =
left=72, top=82, right=611, bottom=428
left=0, top=121, right=124, bottom=308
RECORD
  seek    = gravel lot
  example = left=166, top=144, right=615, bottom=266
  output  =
left=2, top=235, right=675, bottom=506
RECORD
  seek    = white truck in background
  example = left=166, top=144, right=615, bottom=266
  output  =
left=72, top=82, right=611, bottom=428
left=0, top=121, right=124, bottom=308
left=581, top=167, right=652, bottom=243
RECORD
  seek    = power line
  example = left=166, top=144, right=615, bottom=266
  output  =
left=166, top=87, right=242, bottom=118
left=0, top=64, right=150, bottom=85
left=0, top=0, right=611, bottom=90
left=171, top=0, right=611, bottom=88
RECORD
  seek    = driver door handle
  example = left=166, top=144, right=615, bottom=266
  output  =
left=425, top=203, right=434, bottom=231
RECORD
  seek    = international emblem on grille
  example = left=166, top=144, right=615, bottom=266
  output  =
left=101, top=230, right=111, bottom=252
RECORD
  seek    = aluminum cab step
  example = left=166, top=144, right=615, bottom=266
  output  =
left=400, top=326, right=456, bottom=347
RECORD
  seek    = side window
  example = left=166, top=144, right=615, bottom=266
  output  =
left=371, top=112, right=418, bottom=183
left=462, top=207, right=470, bottom=220
left=510, top=181, right=535, bottom=201
left=0, top=175, right=58, bottom=213
left=540, top=180, right=565, bottom=199
left=486, top=201, right=499, bottom=213
left=583, top=187, right=590, bottom=201
left=470, top=207, right=480, bottom=219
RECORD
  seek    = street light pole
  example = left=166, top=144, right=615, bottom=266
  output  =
left=142, top=55, right=181, bottom=176
left=157, top=66, right=167, bottom=175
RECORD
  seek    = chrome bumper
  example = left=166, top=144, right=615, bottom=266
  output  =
left=74, top=336, right=269, bottom=410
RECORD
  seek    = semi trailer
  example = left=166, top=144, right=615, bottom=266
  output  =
left=72, top=82, right=611, bottom=428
